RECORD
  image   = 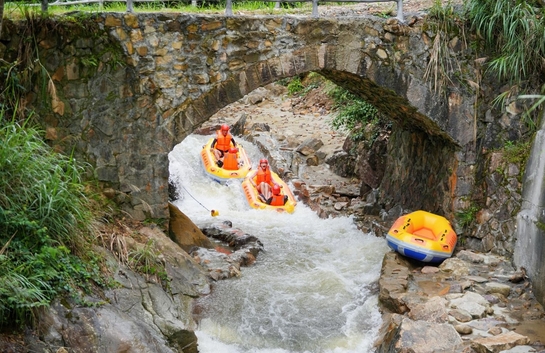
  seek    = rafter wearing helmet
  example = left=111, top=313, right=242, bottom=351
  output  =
left=248, top=158, right=279, bottom=202
left=222, top=147, right=240, bottom=170
left=211, top=124, right=237, bottom=167
left=266, top=184, right=288, bottom=206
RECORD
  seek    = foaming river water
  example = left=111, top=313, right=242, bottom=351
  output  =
left=169, top=134, right=389, bottom=353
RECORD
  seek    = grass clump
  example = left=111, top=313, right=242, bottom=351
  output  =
left=0, top=117, right=102, bottom=328
left=468, top=0, right=545, bottom=132
left=424, top=0, right=466, bottom=93
left=286, top=76, right=305, bottom=96
left=468, top=0, right=545, bottom=85
left=129, top=239, right=169, bottom=287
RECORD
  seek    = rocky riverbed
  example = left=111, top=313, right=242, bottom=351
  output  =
left=197, top=82, right=545, bottom=352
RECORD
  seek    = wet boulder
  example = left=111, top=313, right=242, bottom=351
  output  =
left=169, top=202, right=214, bottom=252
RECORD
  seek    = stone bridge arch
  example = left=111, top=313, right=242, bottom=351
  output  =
left=165, top=36, right=472, bottom=220
left=172, top=40, right=461, bottom=147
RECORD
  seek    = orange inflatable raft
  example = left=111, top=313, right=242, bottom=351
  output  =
left=200, top=138, right=252, bottom=183
left=241, top=171, right=297, bottom=213
left=386, top=210, right=457, bottom=263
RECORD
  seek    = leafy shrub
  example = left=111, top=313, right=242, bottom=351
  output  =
left=287, top=76, right=304, bottom=96
left=327, top=86, right=381, bottom=143
left=501, top=140, right=531, bottom=167
left=0, top=118, right=101, bottom=328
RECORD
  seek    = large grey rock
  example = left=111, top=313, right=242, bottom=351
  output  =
left=449, top=291, right=490, bottom=319
left=471, top=331, right=530, bottom=353
left=378, top=252, right=412, bottom=314
left=377, top=316, right=463, bottom=353
left=485, top=282, right=512, bottom=297
left=295, top=137, right=324, bottom=156
left=439, top=257, right=470, bottom=279
left=408, top=296, right=449, bottom=323
left=137, top=226, right=211, bottom=297
left=36, top=226, right=210, bottom=353
left=41, top=300, right=179, bottom=353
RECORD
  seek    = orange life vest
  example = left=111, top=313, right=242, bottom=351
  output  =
left=255, top=168, right=272, bottom=185
left=223, top=152, right=238, bottom=170
left=269, top=194, right=286, bottom=206
left=215, top=131, right=233, bottom=152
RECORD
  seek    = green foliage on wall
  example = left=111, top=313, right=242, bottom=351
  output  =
left=286, top=76, right=305, bottom=96
left=456, top=204, right=479, bottom=229
left=468, top=0, right=545, bottom=131
left=423, top=0, right=467, bottom=93
left=501, top=140, right=532, bottom=167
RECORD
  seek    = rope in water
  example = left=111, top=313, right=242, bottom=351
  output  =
left=179, top=183, right=219, bottom=217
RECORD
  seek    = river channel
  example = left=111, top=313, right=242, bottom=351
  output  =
left=169, top=134, right=390, bottom=353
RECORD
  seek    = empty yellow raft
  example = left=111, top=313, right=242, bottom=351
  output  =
left=241, top=171, right=297, bottom=213
left=386, top=210, right=457, bottom=263
left=200, top=138, right=252, bottom=183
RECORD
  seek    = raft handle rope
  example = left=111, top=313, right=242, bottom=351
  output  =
left=179, top=183, right=219, bottom=217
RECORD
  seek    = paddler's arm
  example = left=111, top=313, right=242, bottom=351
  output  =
left=247, top=171, right=257, bottom=187
left=210, top=138, right=218, bottom=151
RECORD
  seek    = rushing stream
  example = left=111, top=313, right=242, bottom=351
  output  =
left=169, top=134, right=390, bottom=353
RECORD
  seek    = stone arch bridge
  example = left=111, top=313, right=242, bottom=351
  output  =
left=4, top=13, right=475, bottom=221
left=7, top=11, right=545, bottom=310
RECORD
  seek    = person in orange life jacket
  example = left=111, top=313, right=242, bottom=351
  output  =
left=248, top=158, right=279, bottom=202
left=266, top=184, right=288, bottom=206
left=222, top=147, right=240, bottom=171
left=211, top=124, right=237, bottom=167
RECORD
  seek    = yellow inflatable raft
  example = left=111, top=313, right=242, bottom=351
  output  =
left=200, top=138, right=252, bottom=183
left=386, top=210, right=457, bottom=263
left=241, top=171, right=297, bottom=213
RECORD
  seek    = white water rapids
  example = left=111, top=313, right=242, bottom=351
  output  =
left=169, top=134, right=390, bottom=353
